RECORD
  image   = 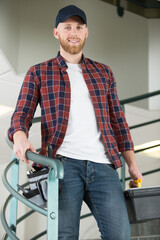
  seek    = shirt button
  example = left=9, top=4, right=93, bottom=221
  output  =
left=64, top=117, right=68, bottom=120
left=66, top=100, right=69, bottom=104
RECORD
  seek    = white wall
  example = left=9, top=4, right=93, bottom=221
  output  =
left=0, top=0, right=20, bottom=71
left=17, top=0, right=149, bottom=108
left=2, top=0, right=160, bottom=110
left=148, top=19, right=160, bottom=110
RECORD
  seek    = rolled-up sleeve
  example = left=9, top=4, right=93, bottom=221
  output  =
left=107, top=68, right=134, bottom=152
left=8, top=67, right=40, bottom=141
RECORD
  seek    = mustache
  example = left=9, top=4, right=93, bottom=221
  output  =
left=67, top=37, right=81, bottom=41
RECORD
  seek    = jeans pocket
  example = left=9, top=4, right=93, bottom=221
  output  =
left=56, top=155, right=67, bottom=163
left=106, top=164, right=115, bottom=170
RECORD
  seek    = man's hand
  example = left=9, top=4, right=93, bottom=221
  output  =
left=13, top=131, right=37, bottom=164
left=122, top=150, right=143, bottom=188
left=128, top=164, right=143, bottom=188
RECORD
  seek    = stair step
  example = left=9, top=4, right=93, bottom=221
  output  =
left=131, top=235, right=160, bottom=239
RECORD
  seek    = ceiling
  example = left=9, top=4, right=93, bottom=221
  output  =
left=101, top=0, right=160, bottom=18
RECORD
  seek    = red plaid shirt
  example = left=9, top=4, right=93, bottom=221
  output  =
left=9, top=52, right=134, bottom=169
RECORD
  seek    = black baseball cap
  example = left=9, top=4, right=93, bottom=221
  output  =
left=55, top=5, right=87, bottom=28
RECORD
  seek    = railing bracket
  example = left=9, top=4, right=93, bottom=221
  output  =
left=10, top=224, right=16, bottom=232
left=50, top=212, right=56, bottom=220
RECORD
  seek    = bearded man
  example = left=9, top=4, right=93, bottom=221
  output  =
left=9, top=5, right=142, bottom=240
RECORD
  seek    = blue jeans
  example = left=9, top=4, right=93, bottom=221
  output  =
left=58, top=156, right=130, bottom=240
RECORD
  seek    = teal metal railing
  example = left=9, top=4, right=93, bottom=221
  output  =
left=120, top=89, right=160, bottom=105
left=1, top=132, right=64, bottom=240
left=119, top=90, right=160, bottom=190
left=1, top=90, right=160, bottom=239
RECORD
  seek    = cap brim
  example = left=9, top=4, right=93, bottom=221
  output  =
left=62, top=14, right=86, bottom=24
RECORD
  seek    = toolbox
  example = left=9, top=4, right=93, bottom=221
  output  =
left=124, top=186, right=160, bottom=223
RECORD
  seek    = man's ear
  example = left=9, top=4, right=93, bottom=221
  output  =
left=53, top=28, right=59, bottom=39
left=85, top=27, right=89, bottom=39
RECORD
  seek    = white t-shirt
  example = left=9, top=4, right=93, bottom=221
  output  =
left=56, top=62, right=111, bottom=164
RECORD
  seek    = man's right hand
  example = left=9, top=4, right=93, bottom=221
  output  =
left=13, top=131, right=37, bottom=164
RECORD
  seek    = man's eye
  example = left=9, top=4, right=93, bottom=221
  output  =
left=65, top=27, right=71, bottom=30
left=77, top=26, right=82, bottom=30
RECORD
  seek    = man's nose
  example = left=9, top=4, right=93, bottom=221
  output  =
left=70, top=28, right=78, bottom=36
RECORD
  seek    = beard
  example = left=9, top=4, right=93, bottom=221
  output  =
left=58, top=36, right=86, bottom=55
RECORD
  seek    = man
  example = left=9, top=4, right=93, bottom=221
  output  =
left=9, top=5, right=142, bottom=240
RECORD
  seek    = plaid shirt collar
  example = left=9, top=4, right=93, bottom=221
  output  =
left=56, top=51, right=87, bottom=69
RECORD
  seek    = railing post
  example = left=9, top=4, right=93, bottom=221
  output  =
left=121, top=156, right=126, bottom=190
left=47, top=168, right=59, bottom=240
left=8, top=152, right=19, bottom=239
left=120, top=104, right=126, bottom=190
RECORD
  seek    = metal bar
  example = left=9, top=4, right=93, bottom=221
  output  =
left=120, top=104, right=126, bottom=190
left=32, top=117, right=41, bottom=124
left=2, top=159, right=47, bottom=216
left=8, top=153, right=19, bottom=239
left=32, top=91, right=160, bottom=126
left=129, top=119, right=160, bottom=130
left=47, top=168, right=59, bottom=240
left=120, top=144, right=160, bottom=182
left=27, top=151, right=64, bottom=179
left=1, top=192, right=34, bottom=240
left=2, top=194, right=36, bottom=240
left=80, top=213, right=92, bottom=219
left=4, top=130, right=64, bottom=240
left=30, top=230, right=47, bottom=240
left=17, top=210, right=35, bottom=225
left=2, top=233, right=8, bottom=240
left=123, top=168, right=160, bottom=182
left=141, top=168, right=160, bottom=177
left=131, top=235, right=160, bottom=239
left=120, top=90, right=160, bottom=105
left=1, top=194, right=19, bottom=240
left=121, top=156, right=126, bottom=190
left=134, top=144, right=160, bottom=154
left=5, top=131, right=64, bottom=180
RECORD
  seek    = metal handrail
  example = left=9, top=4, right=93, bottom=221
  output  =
left=122, top=143, right=160, bottom=180
left=1, top=159, right=48, bottom=239
left=120, top=89, right=160, bottom=105
left=30, top=230, right=47, bottom=240
left=1, top=194, right=18, bottom=240
left=120, top=89, right=160, bottom=190
left=1, top=191, right=47, bottom=240
left=2, top=159, right=47, bottom=216
left=31, top=90, right=160, bottom=129
left=124, top=168, right=160, bottom=182
left=5, top=131, right=64, bottom=180
left=1, top=131, right=64, bottom=240
left=130, top=119, right=160, bottom=130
